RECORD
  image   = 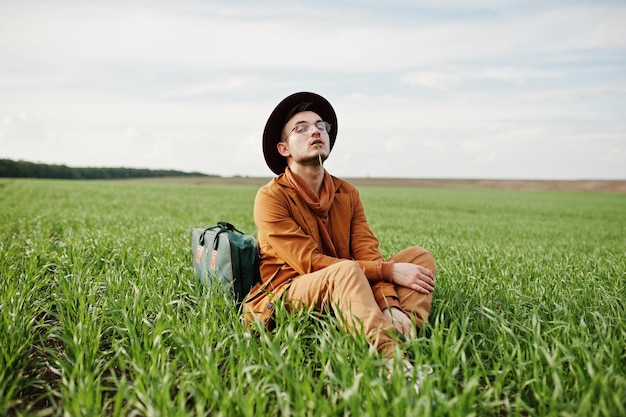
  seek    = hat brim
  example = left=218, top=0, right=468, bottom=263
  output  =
left=263, top=92, right=338, bottom=175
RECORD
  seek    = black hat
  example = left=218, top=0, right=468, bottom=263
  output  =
left=262, top=92, right=338, bottom=175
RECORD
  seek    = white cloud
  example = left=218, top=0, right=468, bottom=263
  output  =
left=472, top=151, right=496, bottom=166
left=0, top=114, right=46, bottom=143
left=519, top=87, right=626, bottom=102
left=160, top=77, right=255, bottom=97
left=477, top=67, right=563, bottom=84
left=401, top=71, right=461, bottom=90
left=603, top=148, right=623, bottom=162
left=422, top=139, right=447, bottom=152
left=0, top=114, right=51, bottom=162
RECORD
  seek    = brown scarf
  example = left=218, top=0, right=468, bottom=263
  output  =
left=285, top=167, right=337, bottom=257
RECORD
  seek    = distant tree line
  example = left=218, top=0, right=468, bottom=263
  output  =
left=0, top=159, right=213, bottom=179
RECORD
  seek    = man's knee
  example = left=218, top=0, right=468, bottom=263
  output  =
left=328, top=260, right=369, bottom=288
left=418, top=247, right=436, bottom=275
left=397, top=246, right=436, bottom=275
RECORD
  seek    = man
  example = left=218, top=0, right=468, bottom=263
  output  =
left=244, top=92, right=436, bottom=373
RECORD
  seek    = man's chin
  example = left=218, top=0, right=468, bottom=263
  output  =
left=301, top=155, right=328, bottom=166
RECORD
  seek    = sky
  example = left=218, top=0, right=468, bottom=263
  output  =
left=1, top=0, right=625, bottom=180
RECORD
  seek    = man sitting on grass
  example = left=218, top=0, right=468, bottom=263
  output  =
left=244, top=92, right=436, bottom=391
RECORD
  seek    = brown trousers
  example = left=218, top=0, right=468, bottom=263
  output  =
left=285, top=246, right=435, bottom=360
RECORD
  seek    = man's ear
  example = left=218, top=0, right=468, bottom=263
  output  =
left=277, top=141, right=290, bottom=157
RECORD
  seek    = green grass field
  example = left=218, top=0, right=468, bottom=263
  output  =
left=1, top=178, right=624, bottom=416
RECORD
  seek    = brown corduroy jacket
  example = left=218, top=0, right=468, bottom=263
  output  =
left=243, top=173, right=399, bottom=326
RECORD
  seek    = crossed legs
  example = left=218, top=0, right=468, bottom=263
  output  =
left=285, top=246, right=435, bottom=359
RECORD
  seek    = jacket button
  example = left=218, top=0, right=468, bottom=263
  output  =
left=267, top=302, right=275, bottom=311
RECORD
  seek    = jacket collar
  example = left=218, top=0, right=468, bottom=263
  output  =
left=274, top=171, right=344, bottom=193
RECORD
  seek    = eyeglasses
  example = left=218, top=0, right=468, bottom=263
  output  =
left=288, top=121, right=332, bottom=136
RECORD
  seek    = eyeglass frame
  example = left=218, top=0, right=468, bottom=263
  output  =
left=283, top=121, right=332, bottom=141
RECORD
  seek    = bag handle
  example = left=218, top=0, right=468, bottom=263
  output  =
left=217, top=221, right=245, bottom=234
left=198, top=221, right=245, bottom=247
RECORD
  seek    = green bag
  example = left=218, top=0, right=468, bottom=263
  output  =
left=192, top=222, right=261, bottom=303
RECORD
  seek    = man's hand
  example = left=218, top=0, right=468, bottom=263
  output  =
left=382, top=306, right=415, bottom=339
left=391, top=262, right=435, bottom=294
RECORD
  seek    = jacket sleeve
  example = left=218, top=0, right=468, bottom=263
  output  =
left=348, top=186, right=400, bottom=305
left=348, top=187, right=395, bottom=281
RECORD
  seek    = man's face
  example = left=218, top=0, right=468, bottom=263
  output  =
left=277, top=111, right=330, bottom=168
